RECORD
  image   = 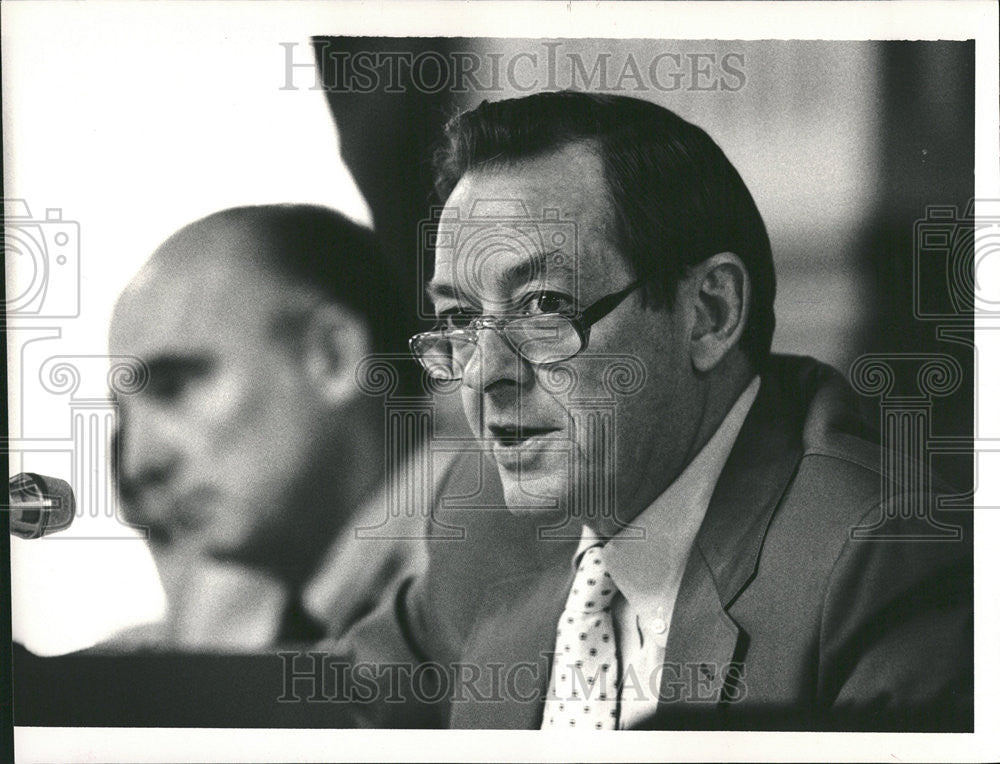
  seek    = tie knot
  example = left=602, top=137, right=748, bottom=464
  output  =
left=566, top=544, right=617, bottom=613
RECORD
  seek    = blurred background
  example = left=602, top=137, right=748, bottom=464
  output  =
left=4, top=5, right=973, bottom=655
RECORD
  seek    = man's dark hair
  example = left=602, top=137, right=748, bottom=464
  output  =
left=433, top=91, right=776, bottom=369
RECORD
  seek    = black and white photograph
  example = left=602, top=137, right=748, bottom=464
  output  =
left=2, top=1, right=998, bottom=762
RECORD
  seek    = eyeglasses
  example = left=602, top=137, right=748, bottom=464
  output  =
left=410, top=281, right=642, bottom=381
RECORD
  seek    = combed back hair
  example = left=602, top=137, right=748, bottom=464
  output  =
left=433, top=91, right=776, bottom=369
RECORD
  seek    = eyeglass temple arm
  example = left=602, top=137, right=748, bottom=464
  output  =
left=578, top=280, right=643, bottom=328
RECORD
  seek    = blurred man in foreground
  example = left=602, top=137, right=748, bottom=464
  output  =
left=107, top=204, right=425, bottom=649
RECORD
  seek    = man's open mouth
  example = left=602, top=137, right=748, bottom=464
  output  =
left=488, top=424, right=559, bottom=447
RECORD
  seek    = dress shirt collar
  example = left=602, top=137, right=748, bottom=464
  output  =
left=576, top=376, right=761, bottom=639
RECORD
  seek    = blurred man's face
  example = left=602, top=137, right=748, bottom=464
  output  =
left=429, top=143, right=702, bottom=533
left=110, top=234, right=334, bottom=568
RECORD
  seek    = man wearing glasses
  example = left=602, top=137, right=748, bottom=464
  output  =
left=345, top=91, right=971, bottom=731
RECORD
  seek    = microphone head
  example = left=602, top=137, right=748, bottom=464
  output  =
left=8, top=472, right=76, bottom=539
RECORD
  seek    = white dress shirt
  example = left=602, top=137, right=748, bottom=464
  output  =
left=575, top=376, right=760, bottom=728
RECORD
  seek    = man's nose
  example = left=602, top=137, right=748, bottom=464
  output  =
left=117, top=405, right=181, bottom=494
left=461, top=327, right=529, bottom=393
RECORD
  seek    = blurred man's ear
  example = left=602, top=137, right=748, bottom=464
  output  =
left=301, top=303, right=371, bottom=407
left=687, top=252, right=750, bottom=374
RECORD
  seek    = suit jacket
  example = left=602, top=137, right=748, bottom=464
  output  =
left=339, top=354, right=972, bottom=731
left=98, top=445, right=432, bottom=653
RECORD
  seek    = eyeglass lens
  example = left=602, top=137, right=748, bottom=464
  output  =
left=413, top=314, right=583, bottom=380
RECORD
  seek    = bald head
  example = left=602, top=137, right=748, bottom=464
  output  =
left=116, top=202, right=406, bottom=350
left=110, top=204, right=400, bottom=580
left=112, top=209, right=321, bottom=360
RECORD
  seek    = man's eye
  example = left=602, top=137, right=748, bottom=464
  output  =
left=149, top=373, right=197, bottom=403
left=144, top=359, right=211, bottom=403
left=147, top=372, right=191, bottom=402
left=440, top=311, right=474, bottom=330
left=528, top=292, right=574, bottom=315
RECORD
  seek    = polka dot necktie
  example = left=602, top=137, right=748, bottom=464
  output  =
left=542, top=544, right=619, bottom=730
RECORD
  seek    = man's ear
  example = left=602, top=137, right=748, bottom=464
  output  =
left=301, top=303, right=371, bottom=407
left=688, top=252, right=750, bottom=373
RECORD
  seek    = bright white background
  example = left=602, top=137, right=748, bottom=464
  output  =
left=4, top=1, right=999, bottom=763
left=4, top=1, right=371, bottom=656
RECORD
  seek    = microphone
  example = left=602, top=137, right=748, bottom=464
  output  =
left=7, top=472, right=76, bottom=539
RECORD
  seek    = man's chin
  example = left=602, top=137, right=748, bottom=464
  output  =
left=201, top=519, right=269, bottom=568
left=497, top=468, right=568, bottom=519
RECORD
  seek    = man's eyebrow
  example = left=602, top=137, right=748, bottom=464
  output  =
left=425, top=281, right=458, bottom=303
left=498, top=249, right=573, bottom=293
left=425, top=249, right=573, bottom=306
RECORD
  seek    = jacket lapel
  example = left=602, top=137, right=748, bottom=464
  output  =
left=448, top=357, right=817, bottom=727
left=449, top=557, right=574, bottom=729
left=656, top=549, right=740, bottom=709
left=659, top=360, right=805, bottom=713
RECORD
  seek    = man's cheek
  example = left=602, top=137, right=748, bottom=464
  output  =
left=459, top=389, right=483, bottom=437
